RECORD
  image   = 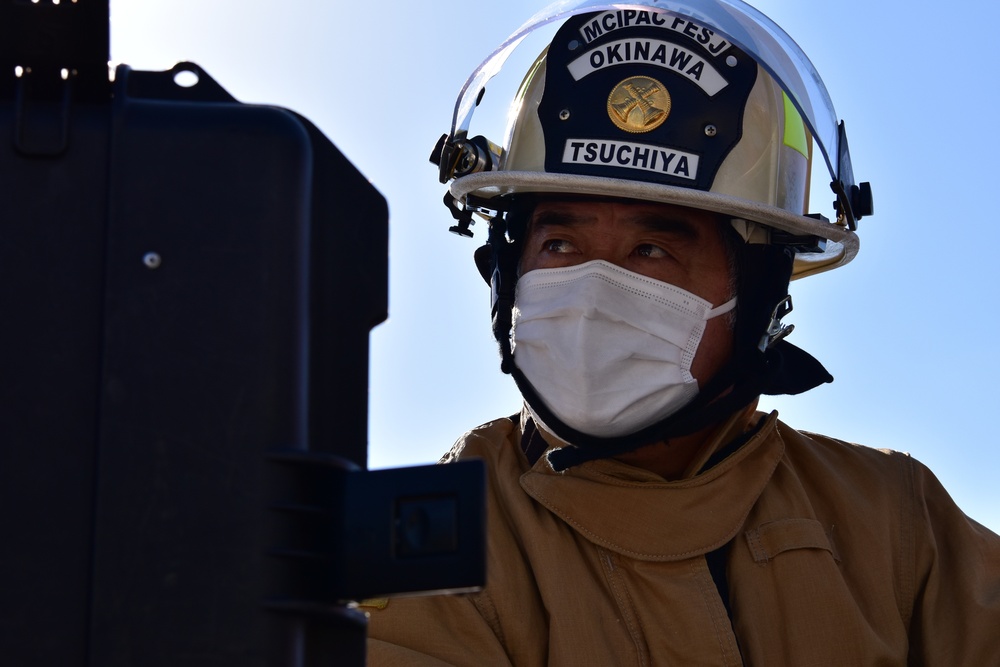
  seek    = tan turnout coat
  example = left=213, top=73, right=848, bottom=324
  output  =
left=367, top=411, right=1000, bottom=666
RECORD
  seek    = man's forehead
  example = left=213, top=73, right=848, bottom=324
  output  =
left=527, top=196, right=723, bottom=236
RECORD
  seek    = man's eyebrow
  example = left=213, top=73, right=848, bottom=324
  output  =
left=631, top=213, right=701, bottom=239
left=528, top=206, right=705, bottom=240
left=529, top=208, right=595, bottom=229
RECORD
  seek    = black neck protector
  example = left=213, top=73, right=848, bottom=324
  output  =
left=474, top=208, right=832, bottom=472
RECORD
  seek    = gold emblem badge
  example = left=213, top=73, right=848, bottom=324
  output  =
left=357, top=597, right=390, bottom=610
left=607, top=76, right=671, bottom=133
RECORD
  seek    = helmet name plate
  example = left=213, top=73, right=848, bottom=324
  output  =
left=538, top=10, right=757, bottom=191
left=562, top=138, right=698, bottom=179
left=568, top=38, right=728, bottom=96
left=578, top=10, right=731, bottom=57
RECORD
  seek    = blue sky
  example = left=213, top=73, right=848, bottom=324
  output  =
left=111, top=0, right=1000, bottom=533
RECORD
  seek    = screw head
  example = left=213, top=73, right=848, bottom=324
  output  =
left=705, top=124, right=718, bottom=137
left=143, top=252, right=162, bottom=269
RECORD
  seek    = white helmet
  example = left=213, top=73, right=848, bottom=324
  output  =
left=433, top=0, right=873, bottom=279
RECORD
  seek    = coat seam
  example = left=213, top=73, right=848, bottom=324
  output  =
left=599, top=548, right=649, bottom=667
left=898, top=454, right=916, bottom=630
left=694, top=559, right=742, bottom=666
left=470, top=588, right=509, bottom=656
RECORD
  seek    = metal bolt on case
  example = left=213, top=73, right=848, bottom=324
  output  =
left=143, top=252, right=162, bottom=269
left=559, top=109, right=571, bottom=121
left=705, top=124, right=718, bottom=137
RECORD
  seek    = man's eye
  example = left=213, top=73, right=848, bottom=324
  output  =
left=635, top=243, right=668, bottom=258
left=544, top=239, right=574, bottom=253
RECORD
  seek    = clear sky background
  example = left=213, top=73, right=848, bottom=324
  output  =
left=110, top=0, right=1000, bottom=534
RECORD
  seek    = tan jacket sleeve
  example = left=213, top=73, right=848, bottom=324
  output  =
left=365, top=590, right=513, bottom=667
left=907, top=456, right=1000, bottom=664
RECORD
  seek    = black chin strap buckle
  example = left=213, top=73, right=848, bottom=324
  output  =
left=759, top=295, right=794, bottom=352
left=491, top=251, right=518, bottom=375
left=444, top=192, right=475, bottom=238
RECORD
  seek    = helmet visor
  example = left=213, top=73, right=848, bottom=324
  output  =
left=451, top=0, right=843, bottom=182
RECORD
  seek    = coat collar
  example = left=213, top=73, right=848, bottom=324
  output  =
left=519, top=411, right=783, bottom=561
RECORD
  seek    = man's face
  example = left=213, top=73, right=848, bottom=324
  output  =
left=519, top=198, right=735, bottom=385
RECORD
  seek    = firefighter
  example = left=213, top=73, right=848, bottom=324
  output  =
left=366, top=1, right=1000, bottom=663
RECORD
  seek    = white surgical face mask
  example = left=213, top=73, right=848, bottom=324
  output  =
left=511, top=260, right=736, bottom=439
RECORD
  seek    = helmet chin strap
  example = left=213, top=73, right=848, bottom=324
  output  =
left=531, top=336, right=830, bottom=471
left=479, top=223, right=832, bottom=472
left=517, top=353, right=764, bottom=471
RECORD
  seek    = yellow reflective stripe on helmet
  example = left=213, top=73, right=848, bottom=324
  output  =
left=783, top=92, right=809, bottom=159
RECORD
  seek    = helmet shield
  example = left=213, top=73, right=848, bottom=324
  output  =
left=451, top=0, right=839, bottom=179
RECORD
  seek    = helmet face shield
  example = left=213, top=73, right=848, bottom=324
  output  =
left=436, top=0, right=872, bottom=278
left=452, top=1, right=837, bottom=167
